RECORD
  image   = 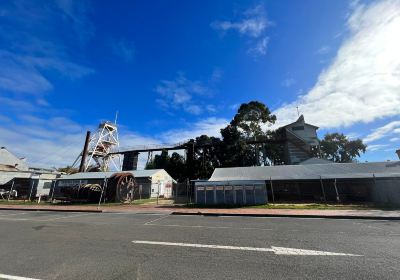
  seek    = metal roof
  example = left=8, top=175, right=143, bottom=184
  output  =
left=299, top=157, right=333, bottom=165
left=0, top=148, right=28, bottom=171
left=209, top=161, right=400, bottom=181
left=58, top=169, right=166, bottom=180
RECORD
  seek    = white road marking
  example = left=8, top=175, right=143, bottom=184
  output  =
left=144, top=223, right=273, bottom=231
left=132, top=241, right=362, bottom=256
left=38, top=213, right=93, bottom=221
left=0, top=213, right=93, bottom=222
left=144, top=215, right=169, bottom=225
left=0, top=217, right=31, bottom=221
left=0, top=273, right=42, bottom=280
left=0, top=212, right=27, bottom=217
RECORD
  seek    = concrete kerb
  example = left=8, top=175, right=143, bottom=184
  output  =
left=171, top=211, right=400, bottom=221
left=0, top=207, right=102, bottom=213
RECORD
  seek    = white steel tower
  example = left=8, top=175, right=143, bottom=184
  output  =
left=84, top=121, right=121, bottom=172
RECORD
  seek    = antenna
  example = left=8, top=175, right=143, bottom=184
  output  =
left=114, top=111, right=119, bottom=125
left=296, top=106, right=300, bottom=117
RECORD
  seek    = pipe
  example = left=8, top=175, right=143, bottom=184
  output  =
left=79, top=131, right=91, bottom=172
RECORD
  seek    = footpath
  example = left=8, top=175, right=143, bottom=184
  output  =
left=1, top=203, right=400, bottom=220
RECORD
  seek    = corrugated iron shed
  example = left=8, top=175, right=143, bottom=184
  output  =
left=58, top=169, right=166, bottom=180
left=209, top=161, right=400, bottom=181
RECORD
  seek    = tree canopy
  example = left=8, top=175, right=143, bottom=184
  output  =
left=320, top=133, right=367, bottom=163
left=145, top=101, right=367, bottom=180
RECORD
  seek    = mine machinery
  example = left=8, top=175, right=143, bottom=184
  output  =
left=53, top=171, right=137, bottom=203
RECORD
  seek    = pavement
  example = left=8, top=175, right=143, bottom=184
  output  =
left=1, top=203, right=400, bottom=220
left=0, top=209, right=399, bottom=279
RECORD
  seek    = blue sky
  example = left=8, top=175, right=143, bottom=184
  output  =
left=0, top=0, right=399, bottom=168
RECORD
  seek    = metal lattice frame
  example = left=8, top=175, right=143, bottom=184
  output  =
left=85, top=122, right=122, bottom=172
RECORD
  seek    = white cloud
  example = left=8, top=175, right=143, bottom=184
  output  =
left=160, top=117, right=229, bottom=143
left=317, top=45, right=331, bottom=55
left=364, top=121, right=400, bottom=143
left=274, top=0, right=400, bottom=129
left=390, top=137, right=400, bottom=142
left=367, top=144, right=389, bottom=151
left=0, top=1, right=93, bottom=96
left=211, top=4, right=270, bottom=38
left=248, top=36, right=269, bottom=56
left=281, top=78, right=296, bottom=88
left=110, top=38, right=135, bottom=62
left=155, top=72, right=216, bottom=115
left=211, top=4, right=272, bottom=56
left=185, top=105, right=202, bottom=115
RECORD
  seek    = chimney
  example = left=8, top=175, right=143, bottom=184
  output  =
left=396, top=149, right=400, bottom=160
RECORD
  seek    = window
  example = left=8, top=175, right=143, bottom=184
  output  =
left=292, top=126, right=304, bottom=131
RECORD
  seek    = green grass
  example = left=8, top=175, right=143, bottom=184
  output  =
left=0, top=198, right=158, bottom=207
left=182, top=202, right=400, bottom=210
left=250, top=203, right=400, bottom=210
left=250, top=203, right=371, bottom=210
left=0, top=200, right=51, bottom=205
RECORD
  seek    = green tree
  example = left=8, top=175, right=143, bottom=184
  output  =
left=320, top=133, right=367, bottom=163
left=167, top=152, right=186, bottom=182
left=192, top=135, right=222, bottom=179
left=146, top=151, right=187, bottom=182
left=57, top=166, right=79, bottom=174
left=221, top=101, right=278, bottom=166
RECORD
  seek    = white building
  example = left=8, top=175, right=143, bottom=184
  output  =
left=0, top=147, right=59, bottom=199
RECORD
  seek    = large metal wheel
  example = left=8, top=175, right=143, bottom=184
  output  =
left=80, top=184, right=102, bottom=202
left=106, top=172, right=137, bottom=202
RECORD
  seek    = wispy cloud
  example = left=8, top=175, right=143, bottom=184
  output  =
left=155, top=72, right=217, bottom=115
left=248, top=36, right=269, bottom=56
left=317, top=45, right=331, bottom=55
left=274, top=0, right=400, bottom=129
left=364, top=121, right=400, bottom=143
left=211, top=4, right=272, bottom=56
left=110, top=38, right=135, bottom=62
left=367, top=144, right=389, bottom=152
left=160, top=117, right=229, bottom=143
left=0, top=0, right=94, bottom=96
left=281, top=78, right=296, bottom=88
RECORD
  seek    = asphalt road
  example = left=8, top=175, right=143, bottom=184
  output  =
left=0, top=210, right=399, bottom=280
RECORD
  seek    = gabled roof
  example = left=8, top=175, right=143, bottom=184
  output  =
left=281, top=115, right=319, bottom=129
left=299, top=157, right=333, bottom=165
left=0, top=147, right=28, bottom=171
left=59, top=169, right=172, bottom=180
left=209, top=161, right=400, bottom=181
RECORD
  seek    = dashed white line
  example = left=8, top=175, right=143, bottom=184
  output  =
left=0, top=212, right=28, bottom=217
left=38, top=213, right=93, bottom=222
left=144, top=223, right=273, bottom=231
left=144, top=215, right=169, bottom=225
left=131, top=240, right=362, bottom=256
left=0, top=273, right=42, bottom=280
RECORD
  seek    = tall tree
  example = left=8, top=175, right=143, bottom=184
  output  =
left=192, top=135, right=222, bottom=179
left=146, top=151, right=187, bottom=182
left=320, top=133, right=367, bottom=163
left=221, top=101, right=278, bottom=166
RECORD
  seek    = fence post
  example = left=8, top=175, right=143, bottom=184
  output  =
left=334, top=178, right=340, bottom=202
left=77, top=180, right=82, bottom=199
left=28, top=179, right=35, bottom=202
left=7, top=179, right=15, bottom=201
left=186, top=179, right=189, bottom=206
left=97, top=177, right=106, bottom=210
left=270, top=177, right=275, bottom=203
left=50, top=180, right=56, bottom=202
left=320, top=176, right=326, bottom=202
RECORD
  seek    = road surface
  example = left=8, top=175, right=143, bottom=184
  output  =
left=0, top=210, right=399, bottom=279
